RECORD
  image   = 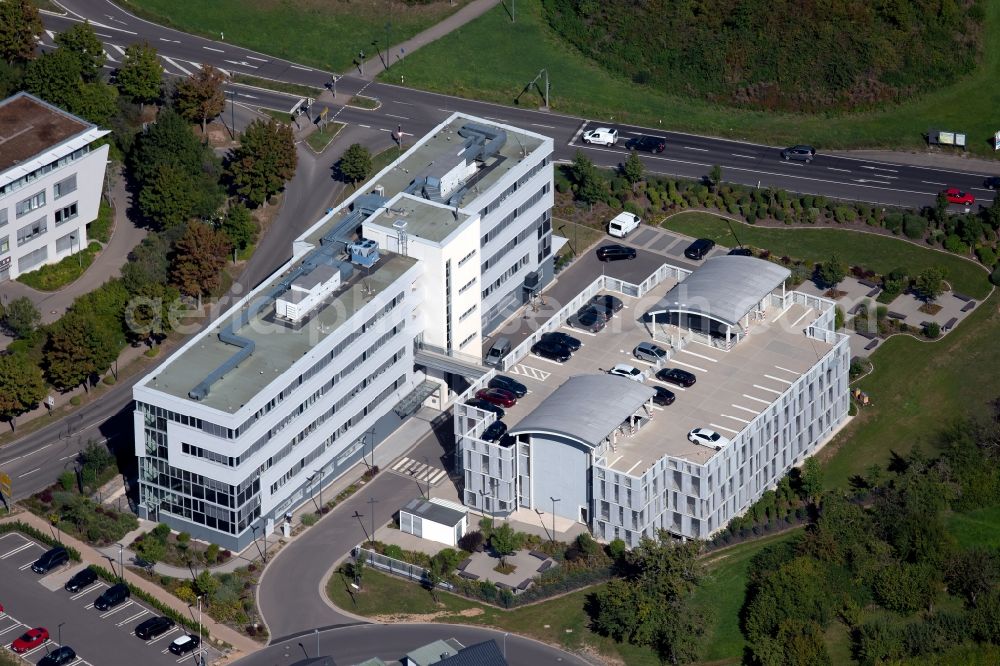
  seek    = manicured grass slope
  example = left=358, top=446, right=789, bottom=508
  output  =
left=663, top=212, right=989, bottom=298
left=947, top=504, right=1000, bottom=549
left=389, top=0, right=1000, bottom=157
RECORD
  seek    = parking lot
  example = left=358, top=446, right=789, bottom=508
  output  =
left=0, top=532, right=218, bottom=666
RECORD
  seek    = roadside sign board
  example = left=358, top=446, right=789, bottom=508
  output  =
left=0, top=471, right=12, bottom=499
left=995, top=130, right=1000, bottom=151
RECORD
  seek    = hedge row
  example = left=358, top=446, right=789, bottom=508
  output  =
left=0, top=521, right=82, bottom=561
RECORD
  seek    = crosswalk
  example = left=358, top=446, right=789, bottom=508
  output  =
left=390, top=457, right=448, bottom=486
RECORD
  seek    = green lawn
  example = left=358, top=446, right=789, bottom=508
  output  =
left=947, top=505, right=1000, bottom=549
left=663, top=212, right=990, bottom=298
left=305, top=122, right=345, bottom=153
left=119, top=0, right=469, bottom=71
left=388, top=0, right=1000, bottom=157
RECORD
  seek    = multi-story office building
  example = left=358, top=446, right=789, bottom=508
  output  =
left=456, top=256, right=851, bottom=546
left=132, top=114, right=554, bottom=549
left=0, top=93, right=110, bottom=283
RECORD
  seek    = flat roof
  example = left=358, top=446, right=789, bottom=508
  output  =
left=367, top=194, right=471, bottom=244
left=649, top=256, right=790, bottom=327
left=509, top=375, right=654, bottom=446
left=0, top=93, right=91, bottom=174
left=147, top=251, right=416, bottom=413
left=400, top=498, right=466, bottom=526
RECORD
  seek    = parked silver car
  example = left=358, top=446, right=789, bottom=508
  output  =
left=633, top=341, right=668, bottom=364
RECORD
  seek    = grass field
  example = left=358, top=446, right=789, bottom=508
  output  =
left=662, top=212, right=990, bottom=298
left=388, top=0, right=1000, bottom=157
left=119, top=0, right=468, bottom=71
left=305, top=122, right=345, bottom=153
left=947, top=505, right=1000, bottom=549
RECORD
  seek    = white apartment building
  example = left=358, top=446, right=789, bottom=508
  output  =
left=132, top=114, right=554, bottom=550
left=0, top=93, right=110, bottom=282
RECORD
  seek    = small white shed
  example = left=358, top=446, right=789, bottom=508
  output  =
left=398, top=498, right=467, bottom=547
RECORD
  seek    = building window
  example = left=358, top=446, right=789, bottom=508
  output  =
left=0, top=208, right=7, bottom=228
left=459, top=332, right=476, bottom=348
left=17, top=246, right=47, bottom=272
left=55, top=232, right=76, bottom=253
left=457, top=249, right=476, bottom=267
left=53, top=175, right=77, bottom=199
left=54, top=203, right=78, bottom=225
left=0, top=236, right=8, bottom=255
left=458, top=304, right=477, bottom=322
left=457, top=277, right=477, bottom=295
left=15, top=191, right=45, bottom=218
left=16, top=218, right=47, bottom=246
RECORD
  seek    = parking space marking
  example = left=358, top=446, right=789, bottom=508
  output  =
left=562, top=326, right=596, bottom=337
left=651, top=379, right=685, bottom=391
left=608, top=455, right=623, bottom=468
left=17, top=560, right=37, bottom=571
left=148, top=627, right=180, bottom=645
left=671, top=358, right=706, bottom=373
left=742, top=394, right=772, bottom=405
left=506, top=364, right=550, bottom=382
left=0, top=622, right=25, bottom=637
left=71, top=582, right=104, bottom=600
left=790, top=310, right=813, bottom=327
left=731, top=404, right=758, bottom=415
left=678, top=349, right=718, bottom=362
left=178, top=648, right=208, bottom=663
left=752, top=384, right=782, bottom=395
left=771, top=306, right=791, bottom=322
left=773, top=365, right=798, bottom=374
left=763, top=374, right=793, bottom=385
left=100, top=600, right=135, bottom=618
left=709, top=423, right=740, bottom=435
left=1, top=542, right=35, bottom=559
left=624, top=460, right=643, bottom=475
left=117, top=608, right=149, bottom=626
left=529, top=354, right=570, bottom=366
left=721, top=413, right=751, bottom=424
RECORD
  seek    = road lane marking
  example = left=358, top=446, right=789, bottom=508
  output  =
left=117, top=609, right=148, bottom=626
left=532, top=123, right=556, bottom=129
left=860, top=165, right=898, bottom=172
left=161, top=56, right=192, bottom=76
left=683, top=146, right=708, bottom=151
left=827, top=167, right=851, bottom=173
left=384, top=113, right=409, bottom=120
left=677, top=349, right=717, bottom=362
left=225, top=59, right=257, bottom=69
left=921, top=180, right=946, bottom=186
left=158, top=38, right=179, bottom=44
left=203, top=46, right=224, bottom=53
left=246, top=55, right=268, bottom=62
left=291, top=65, right=313, bottom=71
left=731, top=153, right=755, bottom=159
left=17, top=468, right=40, bottom=478
left=671, top=358, right=706, bottom=372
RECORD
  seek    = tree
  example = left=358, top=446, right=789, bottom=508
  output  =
left=175, top=64, right=225, bottom=134
left=914, top=267, right=945, bottom=302
left=351, top=552, right=366, bottom=589
left=817, top=254, right=847, bottom=289
left=24, top=48, right=83, bottom=111
left=708, top=164, right=722, bottom=192
left=0, top=60, right=24, bottom=98
left=338, top=143, right=372, bottom=185
left=121, top=230, right=176, bottom=294
left=129, top=107, right=211, bottom=186
left=123, top=281, right=179, bottom=345
left=986, top=193, right=1000, bottom=230
left=935, top=192, right=950, bottom=222
left=622, top=150, right=644, bottom=186
left=73, top=80, right=119, bottom=126
left=946, top=547, right=999, bottom=608
left=221, top=203, right=258, bottom=251
left=570, top=150, right=608, bottom=206
left=0, top=353, right=46, bottom=432
left=227, top=118, right=297, bottom=207
left=801, top=457, right=823, bottom=505
left=138, top=163, right=202, bottom=229
left=45, top=311, right=119, bottom=390
left=55, top=21, right=106, bottom=82
left=2, top=296, right=41, bottom=338
left=0, top=0, right=42, bottom=65
left=116, top=42, right=162, bottom=106
left=170, top=221, right=232, bottom=298
left=489, top=522, right=517, bottom=566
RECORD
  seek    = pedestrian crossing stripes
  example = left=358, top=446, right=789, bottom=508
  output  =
left=390, top=457, right=448, bottom=486
left=506, top=364, right=551, bottom=381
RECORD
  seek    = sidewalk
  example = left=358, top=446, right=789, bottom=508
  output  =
left=0, top=509, right=262, bottom=660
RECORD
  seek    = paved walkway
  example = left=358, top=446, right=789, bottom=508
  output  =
left=0, top=509, right=261, bottom=661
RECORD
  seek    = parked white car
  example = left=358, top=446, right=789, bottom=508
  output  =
left=608, top=363, right=645, bottom=382
left=688, top=427, right=729, bottom=450
left=608, top=212, right=641, bottom=238
left=582, top=127, right=618, bottom=146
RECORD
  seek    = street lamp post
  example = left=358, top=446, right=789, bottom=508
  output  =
left=384, top=22, right=391, bottom=70
left=193, top=595, right=202, bottom=644
left=227, top=88, right=236, bottom=140
left=57, top=622, right=65, bottom=646
left=313, top=468, right=324, bottom=511
left=352, top=510, right=368, bottom=543
left=250, top=524, right=266, bottom=564
left=69, top=234, right=81, bottom=268
left=366, top=497, right=378, bottom=545
left=314, top=628, right=319, bottom=658
left=550, top=497, right=560, bottom=543
left=116, top=543, right=124, bottom=581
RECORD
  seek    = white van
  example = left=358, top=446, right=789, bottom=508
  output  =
left=608, top=212, right=641, bottom=238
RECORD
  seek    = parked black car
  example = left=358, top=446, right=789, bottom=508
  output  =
left=531, top=340, right=572, bottom=363
left=590, top=294, right=624, bottom=313
left=488, top=375, right=527, bottom=398
left=652, top=386, right=676, bottom=406
left=727, top=247, right=753, bottom=256
left=94, top=583, right=130, bottom=611
left=625, top=135, right=666, bottom=153
left=684, top=238, right=716, bottom=261
left=64, top=567, right=97, bottom=592
left=540, top=331, right=582, bottom=352
left=780, top=145, right=816, bottom=162
left=568, top=309, right=606, bottom=333
left=135, top=615, right=176, bottom=640
left=168, top=634, right=201, bottom=656
left=656, top=367, right=697, bottom=387
left=465, top=399, right=505, bottom=419
left=31, top=547, right=68, bottom=574
left=37, top=647, right=76, bottom=666
left=596, top=244, right=637, bottom=261
left=482, top=420, right=508, bottom=443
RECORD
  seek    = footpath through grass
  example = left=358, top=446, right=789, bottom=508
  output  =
left=663, top=212, right=990, bottom=298
left=118, top=0, right=468, bottom=71
left=388, top=0, right=1000, bottom=157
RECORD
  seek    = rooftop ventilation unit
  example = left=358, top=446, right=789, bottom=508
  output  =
left=347, top=239, right=380, bottom=268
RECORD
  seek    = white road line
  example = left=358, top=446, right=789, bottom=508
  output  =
left=683, top=146, right=709, bottom=152
left=18, top=561, right=35, bottom=570
left=117, top=609, right=148, bottom=626
left=161, top=56, right=192, bottom=76
left=853, top=179, right=892, bottom=185
left=731, top=153, right=755, bottom=159
left=763, top=374, right=793, bottom=384
left=860, top=165, right=898, bottom=173
left=827, top=167, right=851, bottom=173
left=95, top=32, right=113, bottom=39
left=609, top=455, right=623, bottom=468
left=731, top=404, right=759, bottom=415
left=671, top=359, right=706, bottom=373
left=291, top=65, right=314, bottom=71
left=709, top=423, right=740, bottom=435
left=202, top=46, right=224, bottom=53
left=1, top=543, right=34, bottom=559
left=790, top=310, right=812, bottom=327
left=624, top=460, right=643, bottom=475
left=225, top=59, right=257, bottom=69
left=45, top=30, right=56, bottom=40
left=562, top=326, right=596, bottom=337
left=677, top=349, right=718, bottom=362
left=742, top=394, right=772, bottom=405
left=99, top=601, right=134, bottom=618
left=71, top=583, right=103, bottom=600
left=721, top=413, right=751, bottom=424
left=771, top=307, right=790, bottom=322
left=384, top=113, right=409, bottom=120
left=109, top=44, right=127, bottom=56
left=103, top=50, right=117, bottom=62
left=158, top=38, right=178, bottom=43
left=246, top=55, right=268, bottom=62
left=148, top=627, right=179, bottom=644
left=532, top=123, right=556, bottom=129
left=570, top=121, right=587, bottom=144
left=530, top=354, right=570, bottom=366
left=437, top=108, right=452, bottom=112
left=378, top=128, right=392, bottom=132
left=773, top=365, right=798, bottom=374
left=59, top=454, right=76, bottom=461
left=17, top=467, right=40, bottom=478
left=427, top=470, right=448, bottom=485
left=921, top=180, right=946, bottom=186
left=753, top=384, right=782, bottom=395
left=358, top=124, right=371, bottom=128
left=651, top=379, right=685, bottom=391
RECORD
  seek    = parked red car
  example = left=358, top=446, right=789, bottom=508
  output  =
left=475, top=388, right=517, bottom=408
left=942, top=187, right=975, bottom=205
left=12, top=627, right=49, bottom=653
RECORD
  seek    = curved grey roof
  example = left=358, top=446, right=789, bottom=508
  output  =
left=649, top=255, right=790, bottom=327
left=508, top=375, right=655, bottom=446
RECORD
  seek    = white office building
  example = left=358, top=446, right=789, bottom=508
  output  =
left=132, top=114, right=554, bottom=549
left=0, top=92, right=110, bottom=282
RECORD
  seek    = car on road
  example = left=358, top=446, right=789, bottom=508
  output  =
left=582, top=127, right=618, bottom=146
left=688, top=427, right=728, bottom=449
left=531, top=339, right=572, bottom=363
left=169, top=634, right=201, bottom=656
left=568, top=309, right=606, bottom=333
left=65, top=566, right=98, bottom=592
left=135, top=615, right=176, bottom=640
left=12, top=627, right=49, bottom=653
left=625, top=135, right=666, bottom=153
left=728, top=247, right=753, bottom=256
left=540, top=331, right=582, bottom=352
left=465, top=399, right=505, bottom=419
left=489, top=375, right=527, bottom=398
left=476, top=388, right=517, bottom=408
left=656, top=367, right=696, bottom=387
left=37, top=646, right=77, bottom=666
left=984, top=176, right=1000, bottom=190
left=31, top=546, right=68, bottom=574
left=596, top=244, right=637, bottom=262
left=780, top=145, right=816, bottom=162
left=94, top=582, right=130, bottom=611
left=609, top=363, right=644, bottom=382
left=482, top=420, right=508, bottom=443
left=652, top=386, right=676, bottom=406
left=942, top=187, right=975, bottom=205
left=591, top=294, right=624, bottom=314
left=633, top=341, right=668, bottom=364
left=683, top=238, right=716, bottom=260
